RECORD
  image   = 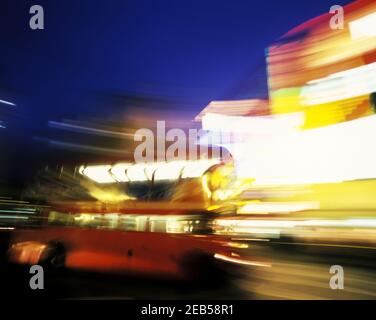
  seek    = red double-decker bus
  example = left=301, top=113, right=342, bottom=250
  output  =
left=7, top=160, right=259, bottom=280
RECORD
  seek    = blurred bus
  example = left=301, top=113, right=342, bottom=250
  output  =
left=7, top=159, right=257, bottom=280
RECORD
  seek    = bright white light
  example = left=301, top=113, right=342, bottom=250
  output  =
left=214, top=253, right=271, bottom=267
left=349, top=12, right=376, bottom=39
left=81, top=159, right=222, bottom=183
left=126, top=163, right=149, bottom=182
left=154, top=161, right=185, bottom=180
left=202, top=112, right=303, bottom=134
left=215, top=218, right=376, bottom=233
left=0, top=99, right=16, bottom=106
left=216, top=219, right=297, bottom=228
left=238, top=202, right=320, bottom=214
left=81, top=165, right=115, bottom=184
left=181, top=159, right=221, bottom=178
left=300, top=219, right=376, bottom=228
left=301, top=62, right=376, bottom=105
left=110, top=163, right=132, bottom=182
left=223, top=114, right=376, bottom=185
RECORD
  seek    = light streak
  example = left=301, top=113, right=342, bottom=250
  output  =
left=0, top=99, right=16, bottom=106
left=349, top=11, right=376, bottom=39
left=214, top=253, right=271, bottom=267
left=81, top=159, right=221, bottom=183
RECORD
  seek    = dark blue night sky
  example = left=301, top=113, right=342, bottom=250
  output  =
left=0, top=0, right=352, bottom=193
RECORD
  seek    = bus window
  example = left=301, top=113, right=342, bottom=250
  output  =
left=166, top=217, right=193, bottom=234
left=118, top=215, right=138, bottom=231
left=48, top=211, right=72, bottom=226
left=149, top=216, right=167, bottom=233
left=135, top=216, right=149, bottom=232
left=73, top=213, right=102, bottom=229
left=102, top=213, right=119, bottom=229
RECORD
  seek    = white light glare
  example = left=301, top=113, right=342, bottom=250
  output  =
left=0, top=99, right=16, bottom=106
left=238, top=202, right=320, bottom=214
left=301, top=62, right=376, bottom=105
left=81, top=159, right=221, bottom=184
left=80, top=165, right=115, bottom=184
left=349, top=12, right=376, bottom=39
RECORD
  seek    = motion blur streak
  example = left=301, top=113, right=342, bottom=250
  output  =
left=301, top=62, right=376, bottom=106
left=214, top=253, right=271, bottom=268
left=0, top=99, right=16, bottom=106
left=237, top=202, right=320, bottom=214
left=80, top=159, right=222, bottom=183
left=212, top=114, right=376, bottom=185
left=79, top=165, right=115, bottom=184
left=45, top=139, right=132, bottom=156
left=48, top=121, right=135, bottom=138
left=3, top=0, right=376, bottom=301
left=349, top=11, right=376, bottom=38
